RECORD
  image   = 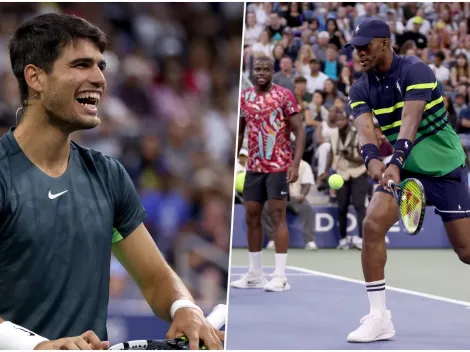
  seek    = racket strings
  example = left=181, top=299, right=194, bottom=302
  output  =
left=399, top=181, right=424, bottom=231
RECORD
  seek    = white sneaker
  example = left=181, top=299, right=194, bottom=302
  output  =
left=347, top=310, right=395, bottom=343
left=266, top=240, right=275, bottom=249
left=305, top=241, right=318, bottom=251
left=352, top=237, right=363, bottom=250
left=263, top=275, right=291, bottom=292
left=230, top=272, right=267, bottom=289
left=337, top=238, right=350, bottom=250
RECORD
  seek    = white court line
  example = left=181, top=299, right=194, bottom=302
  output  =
left=231, top=265, right=470, bottom=307
left=288, top=265, right=470, bottom=307
left=231, top=273, right=315, bottom=277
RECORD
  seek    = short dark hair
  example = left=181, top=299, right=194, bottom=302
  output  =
left=294, top=76, right=307, bottom=84
left=253, top=55, right=274, bottom=67
left=435, top=51, right=445, bottom=61
left=9, top=13, right=107, bottom=102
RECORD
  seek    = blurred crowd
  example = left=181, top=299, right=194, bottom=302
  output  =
left=239, top=2, right=470, bottom=250
left=0, top=2, right=243, bottom=310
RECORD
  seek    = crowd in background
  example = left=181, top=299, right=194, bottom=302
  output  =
left=242, top=2, right=470, bottom=186
left=0, top=2, right=243, bottom=311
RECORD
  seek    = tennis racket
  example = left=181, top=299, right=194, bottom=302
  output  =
left=108, top=304, right=227, bottom=350
left=387, top=178, right=426, bottom=236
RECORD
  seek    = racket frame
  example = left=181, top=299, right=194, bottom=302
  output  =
left=387, top=178, right=426, bottom=236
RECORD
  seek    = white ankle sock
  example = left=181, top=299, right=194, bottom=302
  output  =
left=248, top=252, right=262, bottom=274
left=273, top=253, right=287, bottom=276
left=366, top=279, right=386, bottom=315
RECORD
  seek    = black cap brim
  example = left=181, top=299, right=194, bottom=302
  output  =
left=344, top=36, right=374, bottom=48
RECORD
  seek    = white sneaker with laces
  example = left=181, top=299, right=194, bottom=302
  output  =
left=347, top=310, right=395, bottom=343
left=263, top=275, right=291, bottom=292
left=305, top=241, right=318, bottom=251
left=352, top=236, right=363, bottom=250
left=266, top=240, right=275, bottom=249
left=230, top=272, right=267, bottom=289
left=337, top=238, right=350, bottom=250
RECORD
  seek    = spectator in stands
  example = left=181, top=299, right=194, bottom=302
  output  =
left=400, top=16, right=428, bottom=55
left=444, top=96, right=459, bottom=132
left=429, top=51, right=450, bottom=90
left=266, top=11, right=285, bottom=38
left=295, top=76, right=312, bottom=105
left=321, top=45, right=343, bottom=82
left=252, top=28, right=274, bottom=57
left=451, top=53, right=470, bottom=89
left=281, top=27, right=302, bottom=61
left=308, top=90, right=328, bottom=123
left=323, top=79, right=345, bottom=110
left=245, top=12, right=264, bottom=47
left=312, top=31, right=330, bottom=62
left=306, top=58, right=329, bottom=94
left=326, top=19, right=344, bottom=50
left=459, top=105, right=470, bottom=136
left=314, top=106, right=339, bottom=179
left=405, top=8, right=431, bottom=35
left=386, top=9, right=405, bottom=35
left=337, top=66, right=354, bottom=96
left=454, top=93, right=467, bottom=118
left=273, top=43, right=286, bottom=72
left=235, top=148, right=248, bottom=175
left=284, top=2, right=304, bottom=30
left=295, top=44, right=316, bottom=77
left=355, top=2, right=377, bottom=27
left=319, top=112, right=367, bottom=250
left=263, top=159, right=317, bottom=251
left=423, top=33, right=451, bottom=64
left=273, top=55, right=295, bottom=92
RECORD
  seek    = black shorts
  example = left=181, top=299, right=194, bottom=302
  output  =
left=376, top=165, right=470, bottom=222
left=243, top=171, right=289, bottom=203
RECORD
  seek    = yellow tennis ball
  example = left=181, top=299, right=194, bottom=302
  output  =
left=328, top=174, right=344, bottom=190
left=235, top=172, right=246, bottom=193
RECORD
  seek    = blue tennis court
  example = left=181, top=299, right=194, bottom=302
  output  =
left=226, top=265, right=470, bottom=350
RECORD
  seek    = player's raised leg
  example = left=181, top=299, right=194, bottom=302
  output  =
left=347, top=190, right=397, bottom=342
left=264, top=172, right=291, bottom=292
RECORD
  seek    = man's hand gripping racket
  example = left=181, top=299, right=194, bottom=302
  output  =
left=387, top=178, right=426, bottom=235
left=108, top=304, right=227, bottom=350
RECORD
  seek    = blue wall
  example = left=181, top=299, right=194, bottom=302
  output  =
left=231, top=204, right=452, bottom=248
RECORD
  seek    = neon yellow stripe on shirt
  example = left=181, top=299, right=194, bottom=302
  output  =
left=405, top=81, right=438, bottom=91
left=350, top=101, right=366, bottom=109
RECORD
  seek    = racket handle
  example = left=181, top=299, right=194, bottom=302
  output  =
left=206, top=304, right=227, bottom=330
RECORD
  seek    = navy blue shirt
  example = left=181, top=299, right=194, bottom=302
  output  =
left=349, top=53, right=465, bottom=176
left=0, top=129, right=146, bottom=339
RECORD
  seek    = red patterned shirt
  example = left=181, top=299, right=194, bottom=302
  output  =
left=240, top=84, right=299, bottom=173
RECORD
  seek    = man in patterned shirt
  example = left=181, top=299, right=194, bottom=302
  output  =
left=231, top=55, right=305, bottom=292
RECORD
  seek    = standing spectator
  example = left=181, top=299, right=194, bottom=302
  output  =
left=428, top=51, right=450, bottom=88
left=319, top=113, right=367, bottom=250
left=314, top=106, right=338, bottom=178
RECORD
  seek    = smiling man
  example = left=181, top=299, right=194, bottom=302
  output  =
left=0, top=13, right=223, bottom=350
left=346, top=17, right=470, bottom=343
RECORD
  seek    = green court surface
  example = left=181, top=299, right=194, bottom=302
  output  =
left=229, top=248, right=470, bottom=302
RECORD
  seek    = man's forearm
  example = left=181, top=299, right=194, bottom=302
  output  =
left=397, top=108, right=423, bottom=142
left=143, top=266, right=195, bottom=322
left=292, top=126, right=306, bottom=167
left=355, top=114, right=379, bottom=147
left=300, top=184, right=310, bottom=196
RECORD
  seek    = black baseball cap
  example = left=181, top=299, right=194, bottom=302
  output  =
left=344, top=17, right=391, bottom=48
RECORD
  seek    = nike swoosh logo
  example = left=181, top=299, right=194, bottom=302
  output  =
left=48, top=190, right=68, bottom=199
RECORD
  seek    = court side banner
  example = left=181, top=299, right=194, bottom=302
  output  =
left=231, top=205, right=451, bottom=249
